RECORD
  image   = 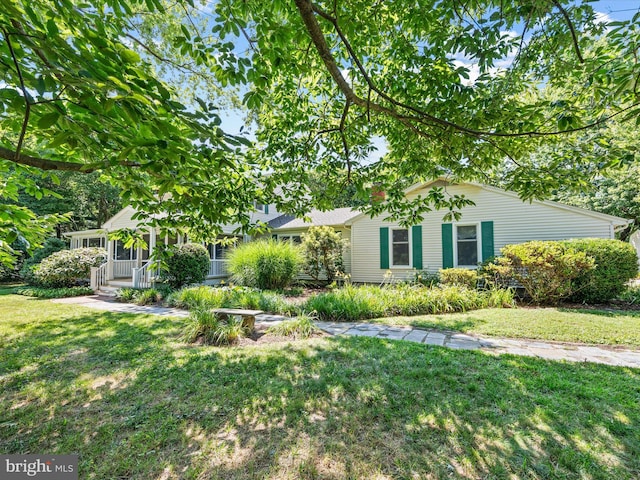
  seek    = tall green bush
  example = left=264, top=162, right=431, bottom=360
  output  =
left=227, top=239, right=302, bottom=290
left=32, top=247, right=107, bottom=287
left=300, top=226, right=346, bottom=283
left=489, top=241, right=595, bottom=304
left=560, top=238, right=638, bottom=303
left=163, top=243, right=210, bottom=289
left=439, top=268, right=478, bottom=289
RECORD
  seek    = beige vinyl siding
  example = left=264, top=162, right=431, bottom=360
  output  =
left=350, top=183, right=617, bottom=283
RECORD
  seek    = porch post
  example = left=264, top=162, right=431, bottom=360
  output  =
left=149, top=228, right=157, bottom=257
left=106, top=237, right=114, bottom=280
left=149, top=228, right=157, bottom=274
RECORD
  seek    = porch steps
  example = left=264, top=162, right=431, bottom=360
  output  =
left=96, top=281, right=132, bottom=297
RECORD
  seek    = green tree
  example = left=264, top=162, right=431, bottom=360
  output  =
left=15, top=171, right=123, bottom=234
left=2, top=1, right=639, bottom=266
left=301, top=226, right=346, bottom=283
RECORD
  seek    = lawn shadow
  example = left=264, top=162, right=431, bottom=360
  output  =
left=2, top=312, right=640, bottom=479
left=558, top=307, right=640, bottom=318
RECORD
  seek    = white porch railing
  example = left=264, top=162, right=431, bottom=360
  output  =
left=113, top=260, right=136, bottom=278
left=132, top=261, right=157, bottom=289
left=208, top=260, right=228, bottom=277
left=90, top=263, right=108, bottom=291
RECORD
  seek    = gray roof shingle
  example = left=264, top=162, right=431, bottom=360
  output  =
left=268, top=207, right=360, bottom=230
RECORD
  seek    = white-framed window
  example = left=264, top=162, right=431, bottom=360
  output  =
left=254, top=201, right=265, bottom=212
left=279, top=235, right=302, bottom=245
left=113, top=240, right=138, bottom=261
left=81, top=237, right=105, bottom=248
left=391, top=228, right=410, bottom=267
left=455, top=224, right=480, bottom=267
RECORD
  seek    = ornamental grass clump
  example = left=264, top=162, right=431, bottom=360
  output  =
left=227, top=239, right=302, bottom=290
left=266, top=314, right=321, bottom=339
left=306, top=284, right=514, bottom=321
left=166, top=285, right=295, bottom=315
left=180, top=307, right=246, bottom=345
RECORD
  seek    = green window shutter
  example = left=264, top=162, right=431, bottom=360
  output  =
left=265, top=205, right=269, bottom=214
left=481, top=221, right=494, bottom=262
left=441, top=223, right=454, bottom=269
left=380, top=227, right=389, bottom=269
left=412, top=225, right=423, bottom=270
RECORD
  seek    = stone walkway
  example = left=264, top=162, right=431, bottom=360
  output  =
left=54, top=295, right=640, bottom=368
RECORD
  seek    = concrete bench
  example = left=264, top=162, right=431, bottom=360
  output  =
left=213, top=308, right=264, bottom=331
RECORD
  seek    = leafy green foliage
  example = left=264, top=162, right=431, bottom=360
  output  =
left=228, top=239, right=303, bottom=290
left=487, top=241, right=595, bottom=304
left=554, top=163, right=640, bottom=242
left=266, top=314, right=321, bottom=339
left=31, top=247, right=106, bottom=288
left=13, top=286, right=94, bottom=298
left=561, top=238, right=639, bottom=303
left=306, top=284, right=515, bottom=322
left=114, top=287, right=138, bottom=303
left=0, top=167, right=69, bottom=267
left=2, top=1, right=640, bottom=269
left=439, top=268, right=478, bottom=289
left=163, top=243, right=210, bottom=289
left=19, top=237, right=66, bottom=284
left=133, top=288, right=163, bottom=306
left=300, top=226, right=346, bottom=283
left=413, top=270, right=441, bottom=288
left=180, top=307, right=246, bottom=345
left=0, top=1, right=264, bottom=267
left=15, top=171, right=123, bottom=233
left=617, top=286, right=640, bottom=306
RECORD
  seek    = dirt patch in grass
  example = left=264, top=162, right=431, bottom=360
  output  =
left=282, top=287, right=328, bottom=305
left=237, top=323, right=327, bottom=347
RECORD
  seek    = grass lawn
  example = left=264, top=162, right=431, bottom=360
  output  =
left=371, top=307, right=640, bottom=348
left=2, top=292, right=640, bottom=479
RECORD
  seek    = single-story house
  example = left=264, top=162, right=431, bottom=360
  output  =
left=65, top=179, right=632, bottom=290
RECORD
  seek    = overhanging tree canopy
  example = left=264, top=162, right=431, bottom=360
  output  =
left=1, top=0, right=639, bottom=264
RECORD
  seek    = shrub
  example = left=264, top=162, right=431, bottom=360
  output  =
left=134, top=288, right=162, bottom=305
left=439, top=268, right=478, bottom=289
left=490, top=241, right=595, bottom=304
left=300, top=226, right=346, bottom=283
left=305, top=283, right=515, bottom=322
left=20, top=237, right=67, bottom=285
left=413, top=270, right=440, bottom=287
left=115, top=288, right=138, bottom=302
left=32, top=248, right=107, bottom=288
left=180, top=307, right=246, bottom=345
left=560, top=238, right=639, bottom=303
left=228, top=239, right=302, bottom=290
left=266, top=314, right=321, bottom=339
left=163, top=243, right=210, bottom=289
left=617, top=286, right=640, bottom=305
left=14, top=286, right=94, bottom=298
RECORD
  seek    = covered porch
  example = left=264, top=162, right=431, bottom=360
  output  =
left=79, top=228, right=235, bottom=290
